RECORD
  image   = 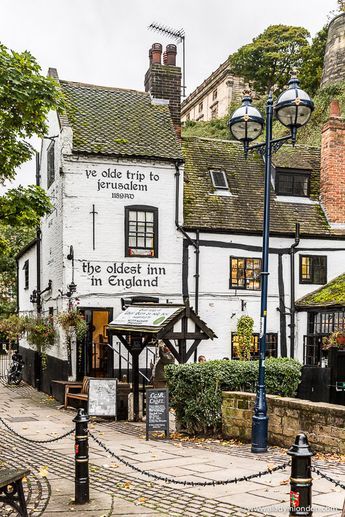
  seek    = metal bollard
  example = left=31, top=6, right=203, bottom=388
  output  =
left=73, top=408, right=89, bottom=504
left=288, top=433, right=314, bottom=516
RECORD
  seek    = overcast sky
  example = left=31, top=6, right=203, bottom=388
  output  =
left=1, top=0, right=337, bottom=189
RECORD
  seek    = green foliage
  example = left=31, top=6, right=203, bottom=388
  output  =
left=165, top=358, right=302, bottom=434
left=229, top=25, right=310, bottom=94
left=183, top=115, right=229, bottom=140
left=0, top=185, right=52, bottom=227
left=57, top=307, right=88, bottom=341
left=0, top=224, right=35, bottom=318
left=0, top=43, right=63, bottom=182
left=236, top=316, right=254, bottom=361
left=299, top=26, right=328, bottom=96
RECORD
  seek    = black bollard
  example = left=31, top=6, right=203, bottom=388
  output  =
left=288, top=433, right=314, bottom=516
left=73, top=408, right=89, bottom=504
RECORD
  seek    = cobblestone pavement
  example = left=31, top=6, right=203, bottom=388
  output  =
left=0, top=381, right=344, bottom=516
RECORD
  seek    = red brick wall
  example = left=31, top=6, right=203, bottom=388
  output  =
left=321, top=113, right=345, bottom=224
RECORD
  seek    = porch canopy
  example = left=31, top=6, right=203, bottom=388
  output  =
left=107, top=303, right=216, bottom=420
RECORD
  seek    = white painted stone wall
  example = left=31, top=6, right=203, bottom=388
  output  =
left=17, top=245, right=37, bottom=316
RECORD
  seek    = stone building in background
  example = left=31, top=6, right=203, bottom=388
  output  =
left=181, top=58, right=244, bottom=123
left=321, top=12, right=345, bottom=87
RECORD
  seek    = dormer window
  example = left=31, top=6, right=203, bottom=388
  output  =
left=210, top=170, right=229, bottom=190
left=275, top=168, right=310, bottom=197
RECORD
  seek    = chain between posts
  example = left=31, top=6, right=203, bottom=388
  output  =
left=89, top=431, right=290, bottom=487
left=0, top=416, right=74, bottom=443
left=311, top=466, right=345, bottom=489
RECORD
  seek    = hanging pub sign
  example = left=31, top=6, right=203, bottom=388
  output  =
left=146, top=388, right=169, bottom=440
left=88, top=378, right=117, bottom=417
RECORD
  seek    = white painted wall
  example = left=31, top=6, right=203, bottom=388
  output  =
left=17, top=245, right=37, bottom=316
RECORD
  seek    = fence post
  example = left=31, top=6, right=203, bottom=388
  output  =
left=73, top=408, right=89, bottom=504
left=288, top=433, right=313, bottom=516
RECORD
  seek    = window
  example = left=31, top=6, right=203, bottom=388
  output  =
left=186, top=113, right=190, bottom=121
left=211, top=105, right=218, bottom=119
left=231, top=333, right=278, bottom=360
left=125, top=206, right=158, bottom=257
left=210, top=170, right=228, bottom=190
left=300, top=255, right=327, bottom=284
left=230, top=257, right=261, bottom=290
left=212, top=89, right=217, bottom=101
left=198, top=101, right=203, bottom=113
left=23, top=260, right=29, bottom=290
left=47, top=142, right=55, bottom=188
left=275, top=169, right=310, bottom=197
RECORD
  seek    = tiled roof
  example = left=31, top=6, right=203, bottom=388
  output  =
left=59, top=80, right=181, bottom=161
left=296, top=273, right=345, bottom=309
left=182, top=137, right=339, bottom=237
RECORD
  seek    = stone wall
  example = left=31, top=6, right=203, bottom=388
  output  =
left=321, top=13, right=345, bottom=87
left=222, top=391, right=345, bottom=454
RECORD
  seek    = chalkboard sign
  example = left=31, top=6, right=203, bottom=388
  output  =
left=88, top=378, right=117, bottom=417
left=146, top=388, right=169, bottom=440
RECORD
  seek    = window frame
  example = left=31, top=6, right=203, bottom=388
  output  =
left=275, top=169, right=311, bottom=198
left=47, top=141, right=55, bottom=188
left=23, top=260, right=29, bottom=290
left=198, top=101, right=203, bottom=113
left=231, top=332, right=278, bottom=360
left=230, top=256, right=262, bottom=291
left=212, top=89, right=218, bottom=101
left=209, top=170, right=229, bottom=190
left=299, top=255, right=327, bottom=285
left=125, top=205, right=158, bottom=258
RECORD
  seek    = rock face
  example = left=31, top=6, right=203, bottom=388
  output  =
left=321, top=13, right=345, bottom=87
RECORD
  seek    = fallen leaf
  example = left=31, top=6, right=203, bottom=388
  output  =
left=39, top=466, right=49, bottom=478
left=123, top=481, right=132, bottom=489
left=136, top=497, right=147, bottom=504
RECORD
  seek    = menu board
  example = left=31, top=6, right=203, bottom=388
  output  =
left=146, top=388, right=169, bottom=440
left=88, top=378, right=117, bottom=417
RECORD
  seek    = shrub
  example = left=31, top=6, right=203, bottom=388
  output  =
left=165, top=357, right=302, bottom=434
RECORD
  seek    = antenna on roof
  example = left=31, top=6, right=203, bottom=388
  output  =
left=148, top=22, right=186, bottom=97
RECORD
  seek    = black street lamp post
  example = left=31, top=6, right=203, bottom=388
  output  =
left=229, top=75, right=314, bottom=453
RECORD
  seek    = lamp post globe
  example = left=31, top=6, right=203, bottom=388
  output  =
left=229, top=92, right=264, bottom=150
left=275, top=75, right=314, bottom=137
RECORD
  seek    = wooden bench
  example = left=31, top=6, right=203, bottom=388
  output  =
left=64, top=377, right=90, bottom=409
left=0, top=468, right=30, bottom=517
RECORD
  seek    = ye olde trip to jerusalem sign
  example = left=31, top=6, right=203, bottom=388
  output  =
left=110, top=306, right=178, bottom=328
left=85, top=167, right=161, bottom=200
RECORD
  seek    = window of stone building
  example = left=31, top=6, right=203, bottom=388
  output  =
left=23, top=260, right=29, bottom=290
left=211, top=105, right=218, bottom=119
left=212, top=89, right=218, bottom=101
left=47, top=141, right=55, bottom=188
left=230, top=257, right=261, bottom=290
left=198, top=101, right=203, bottom=113
left=125, top=206, right=158, bottom=257
left=275, top=169, right=310, bottom=197
left=300, top=255, right=327, bottom=284
left=186, top=113, right=190, bottom=121
left=231, top=333, right=278, bottom=359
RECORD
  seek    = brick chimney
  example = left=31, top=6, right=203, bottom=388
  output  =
left=320, top=100, right=345, bottom=226
left=145, top=43, right=181, bottom=139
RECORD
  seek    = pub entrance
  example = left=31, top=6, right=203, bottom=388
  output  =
left=77, top=308, right=113, bottom=380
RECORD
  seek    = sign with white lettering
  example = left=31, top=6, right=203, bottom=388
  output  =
left=88, top=378, right=117, bottom=417
left=146, top=388, right=169, bottom=440
left=109, top=306, right=179, bottom=328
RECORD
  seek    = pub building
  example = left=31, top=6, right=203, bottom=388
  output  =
left=17, top=41, right=345, bottom=406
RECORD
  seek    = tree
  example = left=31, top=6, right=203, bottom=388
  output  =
left=0, top=42, right=61, bottom=315
left=299, top=26, right=328, bottom=96
left=229, top=25, right=310, bottom=94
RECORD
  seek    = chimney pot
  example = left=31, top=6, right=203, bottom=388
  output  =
left=163, top=51, right=168, bottom=65
left=149, top=48, right=152, bottom=64
left=330, top=99, right=341, bottom=118
left=166, top=44, right=177, bottom=66
left=151, top=43, right=162, bottom=64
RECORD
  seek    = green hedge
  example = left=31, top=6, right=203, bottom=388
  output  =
left=165, top=358, right=302, bottom=435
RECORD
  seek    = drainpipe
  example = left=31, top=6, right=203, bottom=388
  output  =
left=290, top=223, right=300, bottom=358
left=35, top=151, right=42, bottom=391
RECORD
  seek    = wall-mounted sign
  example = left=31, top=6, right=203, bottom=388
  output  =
left=146, top=388, right=169, bottom=440
left=88, top=378, right=117, bottom=417
left=109, top=306, right=179, bottom=328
